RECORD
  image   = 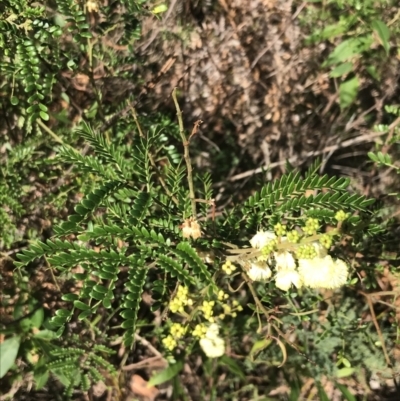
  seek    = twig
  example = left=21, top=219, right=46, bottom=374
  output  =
left=134, top=333, right=166, bottom=360
left=242, top=278, right=265, bottom=315
left=122, top=356, right=167, bottom=371
left=36, top=119, right=64, bottom=144
left=361, top=291, right=400, bottom=390
left=223, top=130, right=388, bottom=183
left=172, top=88, right=197, bottom=218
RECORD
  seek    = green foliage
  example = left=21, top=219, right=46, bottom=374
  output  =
left=369, top=104, right=400, bottom=198
left=14, top=111, right=386, bottom=396
left=15, top=117, right=220, bottom=353
left=0, top=267, right=115, bottom=396
left=2, top=1, right=400, bottom=399
left=47, top=341, right=116, bottom=397
left=0, top=0, right=149, bottom=249
left=0, top=336, right=21, bottom=379
left=229, top=168, right=375, bottom=238
left=300, top=0, right=399, bottom=108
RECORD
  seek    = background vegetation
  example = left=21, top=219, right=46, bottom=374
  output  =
left=1, top=0, right=400, bottom=400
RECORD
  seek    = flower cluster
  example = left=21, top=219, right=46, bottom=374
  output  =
left=199, top=323, right=225, bottom=358
left=193, top=323, right=208, bottom=338
left=162, top=323, right=188, bottom=351
left=162, top=285, right=237, bottom=358
left=169, top=285, right=193, bottom=313
left=221, top=260, right=237, bottom=275
left=219, top=300, right=242, bottom=320
left=200, top=300, right=215, bottom=322
left=244, top=224, right=349, bottom=291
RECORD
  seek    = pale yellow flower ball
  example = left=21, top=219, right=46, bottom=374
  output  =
left=250, top=230, right=276, bottom=249
left=274, top=250, right=296, bottom=271
left=298, top=255, right=348, bottom=289
left=247, top=261, right=272, bottom=281
left=275, top=269, right=302, bottom=291
left=199, top=324, right=225, bottom=358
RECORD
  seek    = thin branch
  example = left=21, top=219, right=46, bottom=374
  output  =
left=36, top=119, right=64, bottom=144
left=172, top=88, right=197, bottom=218
left=361, top=291, right=400, bottom=390
left=223, top=130, right=388, bottom=184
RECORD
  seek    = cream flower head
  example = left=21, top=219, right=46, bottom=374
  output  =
left=275, top=269, right=302, bottom=291
left=298, top=255, right=348, bottom=289
left=199, top=324, right=225, bottom=358
left=250, top=230, right=276, bottom=249
left=247, top=261, right=272, bottom=281
left=274, top=250, right=296, bottom=271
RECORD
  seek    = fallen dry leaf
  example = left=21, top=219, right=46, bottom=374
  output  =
left=129, top=374, right=159, bottom=401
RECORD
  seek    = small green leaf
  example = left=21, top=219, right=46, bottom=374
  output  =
left=95, top=271, right=116, bottom=280
left=77, top=233, right=90, bottom=241
left=121, top=319, right=135, bottom=329
left=316, top=381, right=330, bottom=401
left=39, top=111, right=49, bottom=121
left=148, top=360, right=183, bottom=386
left=324, top=37, right=372, bottom=67
left=336, top=382, right=357, bottom=401
left=368, top=152, right=378, bottom=162
left=120, top=309, right=136, bottom=319
left=73, top=300, right=90, bottom=310
left=93, top=284, right=108, bottom=294
left=33, top=330, right=58, bottom=340
left=371, top=20, right=390, bottom=55
left=341, top=357, right=351, bottom=368
left=249, top=338, right=273, bottom=361
left=10, top=96, right=19, bottom=105
left=61, top=293, right=79, bottom=302
left=219, top=355, right=245, bottom=379
left=50, top=316, right=67, bottom=326
left=152, top=4, right=168, bottom=14
left=336, top=367, right=356, bottom=378
left=339, top=76, right=359, bottom=109
left=102, top=297, right=112, bottom=309
left=30, top=307, right=44, bottom=328
left=34, top=369, right=49, bottom=390
left=55, top=325, right=65, bottom=337
left=78, top=310, right=92, bottom=320
left=55, top=309, right=72, bottom=318
left=0, top=336, right=21, bottom=379
left=330, top=62, right=353, bottom=78
left=74, top=204, right=88, bottom=216
left=366, top=65, right=379, bottom=80
left=89, top=290, right=105, bottom=301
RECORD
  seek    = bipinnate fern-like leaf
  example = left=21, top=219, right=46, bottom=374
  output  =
left=54, top=180, right=124, bottom=234
left=121, top=259, right=147, bottom=347
left=131, top=136, right=154, bottom=185
left=244, top=172, right=374, bottom=218
left=47, top=344, right=116, bottom=395
left=57, top=0, right=92, bottom=42
left=75, top=124, right=129, bottom=180
left=58, top=145, right=117, bottom=181
left=15, top=239, right=81, bottom=267
left=158, top=254, right=196, bottom=286
left=173, top=242, right=214, bottom=286
left=164, top=163, right=186, bottom=198
left=81, top=224, right=166, bottom=245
